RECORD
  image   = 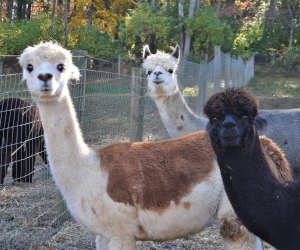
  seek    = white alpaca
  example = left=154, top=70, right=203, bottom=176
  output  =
left=143, top=45, right=300, bottom=174
left=19, top=42, right=290, bottom=250
left=143, top=45, right=206, bottom=138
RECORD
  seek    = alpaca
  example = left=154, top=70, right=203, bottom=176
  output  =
left=204, top=88, right=300, bottom=250
left=142, top=45, right=300, bottom=174
left=0, top=97, right=47, bottom=184
left=19, top=42, right=291, bottom=250
left=143, top=45, right=288, bottom=249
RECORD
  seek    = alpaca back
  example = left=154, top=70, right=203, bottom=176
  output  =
left=259, top=109, right=300, bottom=175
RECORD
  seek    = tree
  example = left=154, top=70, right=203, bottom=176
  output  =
left=183, top=0, right=197, bottom=60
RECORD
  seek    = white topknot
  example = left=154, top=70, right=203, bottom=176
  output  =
left=142, top=50, right=178, bottom=72
left=19, top=41, right=80, bottom=81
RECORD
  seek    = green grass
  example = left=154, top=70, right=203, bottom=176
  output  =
left=85, top=84, right=131, bottom=94
left=247, top=75, right=300, bottom=98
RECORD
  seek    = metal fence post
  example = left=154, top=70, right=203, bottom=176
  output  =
left=130, top=68, right=146, bottom=142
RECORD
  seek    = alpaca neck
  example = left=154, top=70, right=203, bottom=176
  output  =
left=36, top=89, right=91, bottom=187
left=154, top=91, right=207, bottom=137
left=216, top=132, right=295, bottom=248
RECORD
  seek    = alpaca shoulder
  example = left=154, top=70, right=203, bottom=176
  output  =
left=260, top=136, right=293, bottom=182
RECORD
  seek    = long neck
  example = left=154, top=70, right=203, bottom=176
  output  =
left=216, top=133, right=295, bottom=248
left=155, top=91, right=207, bottom=137
left=36, top=90, right=91, bottom=187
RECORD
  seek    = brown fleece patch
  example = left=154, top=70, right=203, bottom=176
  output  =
left=98, top=131, right=215, bottom=211
left=183, top=202, right=191, bottom=209
left=155, top=88, right=167, bottom=100
left=260, top=136, right=293, bottom=182
left=220, top=217, right=249, bottom=241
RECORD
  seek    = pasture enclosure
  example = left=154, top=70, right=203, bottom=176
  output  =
left=0, top=48, right=255, bottom=249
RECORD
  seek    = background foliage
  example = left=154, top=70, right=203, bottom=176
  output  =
left=0, top=0, right=299, bottom=71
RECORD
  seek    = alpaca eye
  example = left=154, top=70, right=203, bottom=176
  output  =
left=57, top=64, right=65, bottom=72
left=27, top=64, right=34, bottom=72
left=147, top=70, right=152, bottom=75
left=168, top=69, right=174, bottom=74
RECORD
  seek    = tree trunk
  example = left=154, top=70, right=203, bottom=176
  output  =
left=262, top=0, right=277, bottom=40
left=64, top=0, right=69, bottom=47
left=7, top=0, right=14, bottom=23
left=268, top=0, right=277, bottom=24
left=196, top=0, right=200, bottom=12
left=286, top=0, right=294, bottom=47
left=178, top=0, right=185, bottom=53
left=216, top=0, right=222, bottom=17
left=51, top=0, right=56, bottom=34
left=183, top=0, right=197, bottom=60
left=26, top=2, right=32, bottom=20
left=87, top=0, right=96, bottom=28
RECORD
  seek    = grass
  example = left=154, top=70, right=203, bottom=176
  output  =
left=247, top=75, right=300, bottom=98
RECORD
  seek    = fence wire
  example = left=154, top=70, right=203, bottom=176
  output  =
left=0, top=49, right=254, bottom=249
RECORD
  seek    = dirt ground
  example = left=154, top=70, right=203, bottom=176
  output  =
left=1, top=96, right=299, bottom=250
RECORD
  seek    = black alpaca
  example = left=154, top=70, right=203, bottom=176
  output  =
left=204, top=88, right=300, bottom=250
left=0, top=98, right=47, bottom=184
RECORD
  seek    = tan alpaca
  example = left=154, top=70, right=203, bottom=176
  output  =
left=19, top=42, right=291, bottom=250
left=142, top=45, right=293, bottom=249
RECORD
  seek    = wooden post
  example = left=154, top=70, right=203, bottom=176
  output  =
left=213, top=46, right=221, bottom=92
left=118, top=55, right=121, bottom=77
left=0, top=58, right=3, bottom=75
left=237, top=56, right=245, bottom=87
left=224, top=53, right=231, bottom=88
left=71, top=50, right=88, bottom=123
left=130, top=68, right=146, bottom=142
left=197, top=54, right=208, bottom=114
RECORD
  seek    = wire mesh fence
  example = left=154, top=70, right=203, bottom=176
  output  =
left=0, top=48, right=254, bottom=249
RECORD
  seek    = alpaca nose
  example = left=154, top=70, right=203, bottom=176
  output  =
left=154, top=71, right=162, bottom=77
left=222, top=115, right=237, bottom=129
left=38, top=73, right=53, bottom=83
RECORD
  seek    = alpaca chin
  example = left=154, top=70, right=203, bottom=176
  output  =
left=220, top=136, right=242, bottom=148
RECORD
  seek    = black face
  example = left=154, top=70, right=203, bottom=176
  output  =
left=209, top=112, right=250, bottom=148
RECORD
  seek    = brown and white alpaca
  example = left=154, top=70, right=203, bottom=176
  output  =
left=204, top=88, right=300, bottom=249
left=19, top=42, right=291, bottom=250
left=142, top=45, right=300, bottom=175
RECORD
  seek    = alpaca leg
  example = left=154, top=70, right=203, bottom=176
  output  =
left=0, top=164, right=9, bottom=184
left=220, top=216, right=264, bottom=250
left=107, top=237, right=135, bottom=250
left=95, top=235, right=110, bottom=250
left=217, top=189, right=264, bottom=250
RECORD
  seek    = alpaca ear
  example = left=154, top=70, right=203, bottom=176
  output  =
left=254, top=116, right=267, bottom=132
left=171, top=45, right=180, bottom=60
left=143, top=45, right=152, bottom=59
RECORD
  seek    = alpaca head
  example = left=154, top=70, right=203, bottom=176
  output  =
left=142, top=45, right=180, bottom=99
left=19, top=41, right=80, bottom=102
left=204, top=88, right=267, bottom=152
